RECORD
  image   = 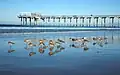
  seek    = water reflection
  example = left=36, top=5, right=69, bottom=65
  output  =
left=7, top=31, right=120, bottom=56
left=92, top=36, right=108, bottom=47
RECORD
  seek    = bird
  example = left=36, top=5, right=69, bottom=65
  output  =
left=57, top=39, right=65, bottom=43
left=39, top=39, right=45, bottom=46
left=24, top=39, right=31, bottom=44
left=8, top=41, right=15, bottom=45
left=24, top=39, right=32, bottom=49
left=69, top=38, right=78, bottom=42
left=8, top=41, right=15, bottom=49
left=60, top=47, right=65, bottom=50
left=49, top=40, right=55, bottom=47
left=28, top=42, right=36, bottom=47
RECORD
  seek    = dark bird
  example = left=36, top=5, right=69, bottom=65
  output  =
left=57, top=39, right=65, bottom=43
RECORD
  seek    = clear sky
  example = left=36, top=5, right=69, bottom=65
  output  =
left=0, top=0, right=120, bottom=24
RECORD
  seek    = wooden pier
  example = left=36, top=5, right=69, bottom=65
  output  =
left=17, top=12, right=120, bottom=27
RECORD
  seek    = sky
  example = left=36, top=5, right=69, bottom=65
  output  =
left=0, top=0, right=120, bottom=24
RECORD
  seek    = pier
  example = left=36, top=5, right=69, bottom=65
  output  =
left=17, top=12, right=120, bottom=27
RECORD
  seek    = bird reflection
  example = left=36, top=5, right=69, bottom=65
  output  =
left=83, top=46, right=89, bottom=51
left=29, top=52, right=36, bottom=56
left=48, top=46, right=65, bottom=56
left=92, top=37, right=108, bottom=47
left=8, top=50, right=15, bottom=53
left=38, top=45, right=48, bottom=54
left=38, top=47, right=45, bottom=54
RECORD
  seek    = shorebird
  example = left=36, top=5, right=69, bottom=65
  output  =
left=57, top=39, right=65, bottom=43
left=8, top=41, right=15, bottom=49
left=28, top=42, right=36, bottom=47
left=24, top=39, right=32, bottom=49
left=93, top=37, right=98, bottom=41
left=39, top=39, right=45, bottom=46
left=24, top=39, right=31, bottom=44
left=81, top=37, right=89, bottom=42
left=60, top=47, right=65, bottom=51
left=49, top=40, right=55, bottom=47
left=69, top=38, right=78, bottom=42
left=8, top=41, right=15, bottom=45
left=70, top=44, right=81, bottom=48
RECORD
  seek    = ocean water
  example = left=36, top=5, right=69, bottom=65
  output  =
left=0, top=31, right=120, bottom=75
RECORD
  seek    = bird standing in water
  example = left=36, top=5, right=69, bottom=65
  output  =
left=28, top=42, right=36, bottom=56
left=39, top=39, right=45, bottom=47
left=8, top=41, right=15, bottom=53
left=24, top=39, right=32, bottom=50
left=8, top=41, right=15, bottom=49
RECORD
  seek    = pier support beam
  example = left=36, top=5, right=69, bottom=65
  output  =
left=68, top=17, right=72, bottom=23
left=48, top=17, right=50, bottom=22
left=102, top=17, right=106, bottom=27
left=80, top=17, right=85, bottom=27
left=87, top=17, right=91, bottom=27
left=94, top=17, right=99, bottom=27
left=74, top=17, right=78, bottom=26
left=34, top=17, right=38, bottom=25
left=23, top=18, right=25, bottom=25
left=62, top=17, right=66, bottom=26
left=29, top=17, right=32, bottom=25
left=58, top=17, right=61, bottom=22
left=67, top=17, right=72, bottom=26
left=20, top=17, right=23, bottom=25
left=110, top=17, right=114, bottom=27
left=63, top=18, right=66, bottom=23
left=25, top=17, right=27, bottom=25
left=53, top=18, right=55, bottom=22
left=76, top=18, right=78, bottom=26
left=118, top=17, right=120, bottom=27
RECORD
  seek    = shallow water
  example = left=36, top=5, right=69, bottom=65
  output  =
left=0, top=31, right=120, bottom=75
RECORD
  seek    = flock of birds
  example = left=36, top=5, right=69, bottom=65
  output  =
left=8, top=36, right=108, bottom=56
